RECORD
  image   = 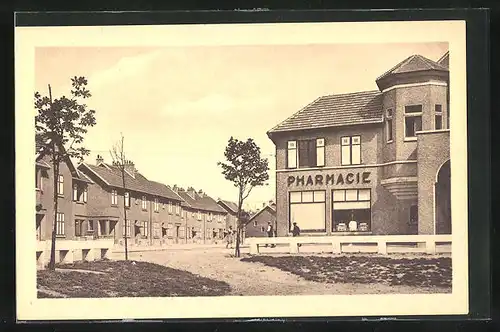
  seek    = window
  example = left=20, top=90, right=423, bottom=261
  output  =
left=75, top=220, right=83, bottom=237
left=73, top=184, right=78, bottom=201
left=56, top=213, right=65, bottom=236
left=143, top=221, right=149, bottom=238
left=176, top=203, right=180, bottom=215
left=124, top=192, right=130, bottom=207
left=409, top=205, right=418, bottom=225
left=167, top=224, right=173, bottom=237
left=111, top=190, right=118, bottom=206
left=253, top=219, right=258, bottom=227
left=316, top=138, right=325, bottom=166
left=83, top=187, right=88, bottom=203
left=122, top=220, right=131, bottom=238
left=404, top=105, right=423, bottom=138
left=153, top=222, right=161, bottom=238
left=289, top=190, right=326, bottom=232
left=341, top=136, right=361, bottom=165
left=197, top=211, right=202, bottom=221
left=435, top=104, right=443, bottom=130
left=142, top=196, right=147, bottom=210
left=208, top=212, right=213, bottom=222
left=287, top=141, right=297, bottom=168
left=154, top=198, right=159, bottom=212
left=332, top=189, right=371, bottom=232
left=386, top=109, right=393, bottom=142
left=57, top=175, right=64, bottom=195
left=168, top=201, right=173, bottom=214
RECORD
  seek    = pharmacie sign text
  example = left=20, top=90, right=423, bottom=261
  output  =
left=287, top=171, right=371, bottom=187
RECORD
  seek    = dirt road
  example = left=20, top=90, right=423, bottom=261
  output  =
left=109, top=246, right=449, bottom=296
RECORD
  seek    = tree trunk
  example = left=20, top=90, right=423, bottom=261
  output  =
left=48, top=156, right=59, bottom=270
left=121, top=172, right=128, bottom=261
left=234, top=225, right=241, bottom=257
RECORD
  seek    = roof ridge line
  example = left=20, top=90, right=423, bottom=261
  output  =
left=376, top=54, right=417, bottom=81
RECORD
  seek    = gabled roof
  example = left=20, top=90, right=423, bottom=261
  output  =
left=268, top=90, right=383, bottom=135
left=36, top=141, right=90, bottom=184
left=248, top=204, right=276, bottom=222
left=217, top=199, right=239, bottom=214
left=376, top=54, right=448, bottom=82
left=176, top=190, right=227, bottom=213
left=78, top=163, right=183, bottom=202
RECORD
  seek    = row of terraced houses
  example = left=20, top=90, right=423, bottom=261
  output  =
left=35, top=149, right=248, bottom=265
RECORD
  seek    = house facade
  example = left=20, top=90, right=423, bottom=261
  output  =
left=245, top=203, right=277, bottom=238
left=267, top=53, right=451, bottom=237
left=174, top=187, right=228, bottom=244
left=77, top=156, right=186, bottom=246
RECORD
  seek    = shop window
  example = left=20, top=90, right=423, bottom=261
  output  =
left=386, top=109, right=393, bottom=142
left=332, top=189, right=371, bottom=232
left=404, top=105, right=423, bottom=139
left=435, top=104, right=443, bottom=130
left=289, top=190, right=326, bottom=232
left=341, top=136, right=361, bottom=165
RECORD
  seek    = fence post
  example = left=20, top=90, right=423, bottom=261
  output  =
left=377, top=241, right=388, bottom=255
left=425, top=240, right=437, bottom=254
left=331, top=240, right=341, bottom=254
left=249, top=241, right=259, bottom=255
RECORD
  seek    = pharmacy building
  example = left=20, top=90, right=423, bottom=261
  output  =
left=267, top=52, right=451, bottom=237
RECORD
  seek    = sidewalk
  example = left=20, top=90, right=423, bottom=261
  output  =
left=112, top=242, right=249, bottom=253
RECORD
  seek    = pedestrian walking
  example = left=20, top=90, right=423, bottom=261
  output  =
left=226, top=226, right=234, bottom=249
left=265, top=221, right=275, bottom=248
left=292, top=222, right=301, bottom=247
left=212, top=229, right=218, bottom=244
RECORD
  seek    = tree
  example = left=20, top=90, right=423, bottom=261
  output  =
left=35, top=77, right=96, bottom=270
left=110, top=134, right=129, bottom=261
left=217, top=137, right=269, bottom=257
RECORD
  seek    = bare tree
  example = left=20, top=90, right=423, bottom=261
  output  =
left=35, top=77, right=96, bottom=270
left=110, top=134, right=129, bottom=260
left=218, top=137, right=269, bottom=257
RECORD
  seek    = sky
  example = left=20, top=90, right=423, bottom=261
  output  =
left=35, top=42, right=448, bottom=210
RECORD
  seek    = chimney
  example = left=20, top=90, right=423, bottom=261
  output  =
left=187, top=187, right=196, bottom=199
left=96, top=154, right=104, bottom=165
left=124, top=160, right=136, bottom=178
left=262, top=202, right=266, bottom=208
left=198, top=189, right=205, bottom=197
left=172, top=184, right=178, bottom=192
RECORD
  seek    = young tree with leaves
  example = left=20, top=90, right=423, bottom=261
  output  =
left=35, top=77, right=96, bottom=270
left=218, top=137, right=269, bottom=257
left=110, top=134, right=129, bottom=261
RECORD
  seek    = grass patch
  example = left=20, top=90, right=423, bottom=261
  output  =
left=37, top=259, right=231, bottom=298
left=241, top=255, right=452, bottom=289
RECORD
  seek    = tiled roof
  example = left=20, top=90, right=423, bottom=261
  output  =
left=78, top=163, right=183, bottom=202
left=177, top=190, right=227, bottom=213
left=218, top=199, right=239, bottom=214
left=268, top=90, right=383, bottom=134
left=74, top=170, right=94, bottom=184
left=376, top=54, right=448, bottom=81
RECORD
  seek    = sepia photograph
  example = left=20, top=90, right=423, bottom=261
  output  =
left=16, top=19, right=469, bottom=320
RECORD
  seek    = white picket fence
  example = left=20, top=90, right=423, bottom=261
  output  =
left=246, top=234, right=452, bottom=255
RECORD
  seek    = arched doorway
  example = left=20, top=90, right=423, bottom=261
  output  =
left=435, top=160, right=451, bottom=234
